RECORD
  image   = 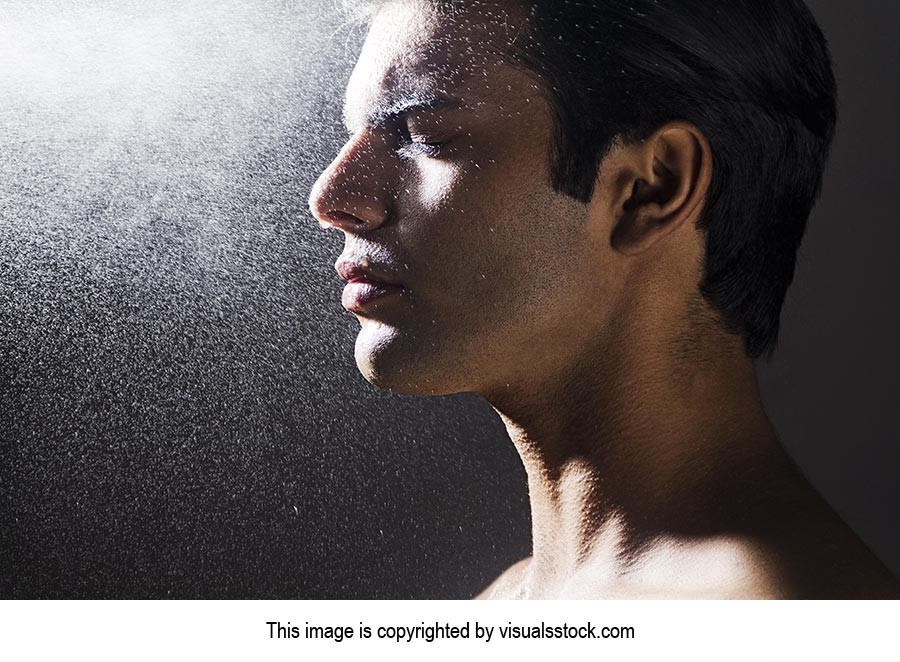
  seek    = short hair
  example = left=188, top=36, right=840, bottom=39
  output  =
left=341, top=0, right=838, bottom=358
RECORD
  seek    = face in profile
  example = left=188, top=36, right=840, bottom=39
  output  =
left=309, top=1, right=617, bottom=398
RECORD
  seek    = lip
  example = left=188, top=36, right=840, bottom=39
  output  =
left=335, top=259, right=405, bottom=312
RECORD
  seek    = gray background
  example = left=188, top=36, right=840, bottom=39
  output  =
left=0, top=0, right=897, bottom=598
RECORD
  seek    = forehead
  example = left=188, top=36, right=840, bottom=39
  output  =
left=343, top=0, right=525, bottom=128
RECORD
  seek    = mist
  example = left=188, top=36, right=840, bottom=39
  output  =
left=1, top=0, right=898, bottom=598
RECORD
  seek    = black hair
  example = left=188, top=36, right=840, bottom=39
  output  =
left=346, top=0, right=838, bottom=358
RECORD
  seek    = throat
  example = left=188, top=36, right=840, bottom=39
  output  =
left=487, top=343, right=793, bottom=596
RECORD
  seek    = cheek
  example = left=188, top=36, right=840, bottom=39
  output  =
left=399, top=150, right=595, bottom=321
left=408, top=157, right=462, bottom=212
left=399, top=158, right=498, bottom=277
left=475, top=167, right=597, bottom=320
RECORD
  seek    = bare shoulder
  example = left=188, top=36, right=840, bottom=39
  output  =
left=572, top=530, right=899, bottom=599
left=475, top=557, right=532, bottom=600
left=678, top=530, right=900, bottom=599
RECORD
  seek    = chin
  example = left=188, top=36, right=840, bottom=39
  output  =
left=352, top=319, right=466, bottom=396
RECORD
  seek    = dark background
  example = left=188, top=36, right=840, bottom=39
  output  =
left=0, top=1, right=897, bottom=599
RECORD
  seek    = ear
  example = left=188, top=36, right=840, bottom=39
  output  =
left=604, top=122, right=712, bottom=256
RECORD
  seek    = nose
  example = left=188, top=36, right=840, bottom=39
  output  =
left=308, top=130, right=392, bottom=233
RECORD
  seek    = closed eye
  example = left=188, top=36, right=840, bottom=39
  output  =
left=397, top=124, right=449, bottom=157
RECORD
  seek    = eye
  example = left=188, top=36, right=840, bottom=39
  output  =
left=396, top=123, right=448, bottom=157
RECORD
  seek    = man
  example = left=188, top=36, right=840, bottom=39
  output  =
left=308, top=0, right=900, bottom=598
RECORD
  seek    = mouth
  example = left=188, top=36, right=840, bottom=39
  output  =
left=336, top=259, right=405, bottom=313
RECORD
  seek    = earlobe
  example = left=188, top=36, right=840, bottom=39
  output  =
left=609, top=122, right=712, bottom=256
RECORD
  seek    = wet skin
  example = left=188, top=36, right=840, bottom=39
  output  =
left=310, top=1, right=602, bottom=396
left=310, top=0, right=900, bottom=598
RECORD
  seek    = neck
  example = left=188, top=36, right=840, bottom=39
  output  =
left=483, top=323, right=796, bottom=592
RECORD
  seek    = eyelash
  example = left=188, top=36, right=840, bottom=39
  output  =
left=397, top=125, right=447, bottom=157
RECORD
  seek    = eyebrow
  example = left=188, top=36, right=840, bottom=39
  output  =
left=343, top=91, right=464, bottom=133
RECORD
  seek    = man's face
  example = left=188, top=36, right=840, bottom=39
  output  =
left=309, top=0, right=615, bottom=396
